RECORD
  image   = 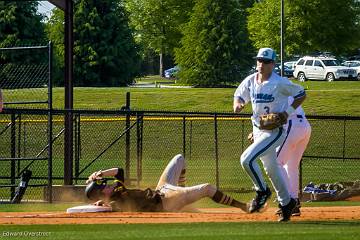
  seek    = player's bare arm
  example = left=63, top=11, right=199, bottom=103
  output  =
left=291, top=94, right=306, bottom=110
left=233, top=98, right=244, bottom=113
left=86, top=168, right=119, bottom=184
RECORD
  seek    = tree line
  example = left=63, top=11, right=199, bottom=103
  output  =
left=0, top=0, right=359, bottom=87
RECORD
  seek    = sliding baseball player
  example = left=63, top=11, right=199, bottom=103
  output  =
left=85, top=154, right=248, bottom=212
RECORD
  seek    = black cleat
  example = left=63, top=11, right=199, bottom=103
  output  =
left=291, top=198, right=301, bottom=216
left=278, top=198, right=297, bottom=222
left=248, top=187, right=272, bottom=213
left=275, top=198, right=301, bottom=216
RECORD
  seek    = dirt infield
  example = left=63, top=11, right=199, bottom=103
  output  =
left=1, top=206, right=360, bottom=225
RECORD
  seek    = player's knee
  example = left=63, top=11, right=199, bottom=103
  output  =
left=174, top=154, right=184, bottom=161
left=174, top=154, right=185, bottom=164
left=170, top=154, right=186, bottom=169
left=201, top=183, right=217, bottom=197
left=240, top=153, right=250, bottom=168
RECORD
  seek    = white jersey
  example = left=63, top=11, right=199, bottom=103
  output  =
left=287, top=96, right=305, bottom=119
left=234, top=72, right=305, bottom=127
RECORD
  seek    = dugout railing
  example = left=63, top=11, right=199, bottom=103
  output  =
left=0, top=108, right=359, bottom=202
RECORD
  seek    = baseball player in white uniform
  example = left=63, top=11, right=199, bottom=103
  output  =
left=86, top=154, right=248, bottom=212
left=233, top=47, right=306, bottom=221
left=276, top=98, right=311, bottom=216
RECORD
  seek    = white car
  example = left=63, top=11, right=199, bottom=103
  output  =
left=293, top=56, right=357, bottom=82
left=342, top=60, right=360, bottom=80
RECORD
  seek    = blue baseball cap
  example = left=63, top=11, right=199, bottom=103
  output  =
left=256, top=48, right=276, bottom=61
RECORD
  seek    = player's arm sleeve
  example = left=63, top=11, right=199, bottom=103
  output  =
left=233, top=80, right=251, bottom=104
left=233, top=82, right=250, bottom=113
left=281, top=79, right=306, bottom=109
left=114, top=168, right=125, bottom=182
left=280, top=79, right=305, bottom=99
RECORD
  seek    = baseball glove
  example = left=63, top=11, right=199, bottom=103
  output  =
left=259, top=112, right=287, bottom=130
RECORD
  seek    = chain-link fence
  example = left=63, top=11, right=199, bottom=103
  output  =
left=0, top=43, right=53, bottom=202
left=1, top=109, right=359, bottom=203
left=0, top=43, right=52, bottom=109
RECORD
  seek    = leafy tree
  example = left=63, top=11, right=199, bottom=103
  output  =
left=175, top=0, right=253, bottom=87
left=125, top=0, right=194, bottom=76
left=0, top=2, right=47, bottom=89
left=74, top=0, right=140, bottom=86
left=45, top=8, right=65, bottom=86
left=247, top=0, right=360, bottom=57
left=0, top=1, right=45, bottom=48
left=46, top=0, right=140, bottom=87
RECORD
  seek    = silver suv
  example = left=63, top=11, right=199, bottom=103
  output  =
left=342, top=60, right=360, bottom=80
left=293, top=56, right=357, bottom=82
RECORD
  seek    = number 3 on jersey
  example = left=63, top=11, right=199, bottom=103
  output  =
left=264, top=106, right=270, bottom=114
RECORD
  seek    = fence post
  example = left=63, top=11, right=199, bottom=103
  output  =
left=64, top=0, right=74, bottom=186
left=136, top=113, right=143, bottom=187
left=125, top=92, right=131, bottom=184
left=74, top=114, right=80, bottom=184
left=17, top=115, right=22, bottom=175
left=47, top=41, right=53, bottom=202
left=182, top=116, right=186, bottom=158
left=47, top=111, right=53, bottom=202
left=214, top=114, right=219, bottom=188
left=10, top=113, right=16, bottom=200
left=241, top=118, right=245, bottom=152
left=189, top=120, right=193, bottom=160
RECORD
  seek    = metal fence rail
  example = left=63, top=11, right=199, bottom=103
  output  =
left=0, top=108, right=359, bottom=202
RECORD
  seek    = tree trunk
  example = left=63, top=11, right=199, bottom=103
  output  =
left=159, top=52, right=164, bottom=77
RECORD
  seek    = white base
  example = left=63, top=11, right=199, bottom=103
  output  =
left=66, top=205, right=112, bottom=213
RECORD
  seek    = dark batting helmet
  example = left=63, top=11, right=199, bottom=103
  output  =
left=85, top=178, right=107, bottom=200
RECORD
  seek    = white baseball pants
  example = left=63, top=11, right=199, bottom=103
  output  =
left=241, top=126, right=291, bottom=206
left=277, top=115, right=311, bottom=198
left=156, top=154, right=217, bottom=212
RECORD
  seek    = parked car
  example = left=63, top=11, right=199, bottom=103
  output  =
left=341, top=60, right=360, bottom=80
left=284, top=61, right=297, bottom=71
left=274, top=63, right=293, bottom=77
left=293, top=56, right=357, bottom=82
left=164, top=66, right=180, bottom=78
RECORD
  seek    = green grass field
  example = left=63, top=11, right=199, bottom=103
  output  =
left=0, top=221, right=359, bottom=240
left=68, top=80, right=360, bottom=115
left=1, top=79, right=360, bottom=239
left=4, top=78, right=360, bottom=115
